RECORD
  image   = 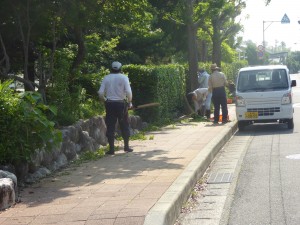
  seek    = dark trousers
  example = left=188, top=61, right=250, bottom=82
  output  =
left=105, top=101, right=130, bottom=149
left=212, top=87, right=228, bottom=122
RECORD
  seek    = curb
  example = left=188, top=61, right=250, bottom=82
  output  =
left=143, top=120, right=238, bottom=225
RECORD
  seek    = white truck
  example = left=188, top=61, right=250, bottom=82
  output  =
left=235, top=65, right=297, bottom=131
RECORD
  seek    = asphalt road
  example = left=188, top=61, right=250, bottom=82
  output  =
left=227, top=73, right=300, bottom=225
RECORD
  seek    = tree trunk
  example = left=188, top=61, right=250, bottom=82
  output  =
left=186, top=0, right=199, bottom=92
left=17, top=1, right=34, bottom=91
left=28, top=44, right=36, bottom=83
left=0, top=34, right=10, bottom=77
left=212, top=20, right=222, bottom=67
left=211, top=23, right=222, bottom=67
left=187, top=24, right=199, bottom=92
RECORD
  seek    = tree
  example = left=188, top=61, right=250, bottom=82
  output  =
left=148, top=0, right=244, bottom=91
left=287, top=51, right=300, bottom=74
left=245, top=41, right=261, bottom=65
left=0, top=0, right=155, bottom=94
left=202, top=0, right=245, bottom=66
left=148, top=0, right=209, bottom=91
left=0, top=0, right=245, bottom=100
left=0, top=0, right=51, bottom=91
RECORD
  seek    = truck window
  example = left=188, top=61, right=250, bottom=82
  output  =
left=271, top=69, right=288, bottom=88
left=237, top=69, right=288, bottom=92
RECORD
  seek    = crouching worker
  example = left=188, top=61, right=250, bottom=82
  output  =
left=187, top=88, right=210, bottom=118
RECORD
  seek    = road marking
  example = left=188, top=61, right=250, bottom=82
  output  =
left=286, top=154, right=300, bottom=160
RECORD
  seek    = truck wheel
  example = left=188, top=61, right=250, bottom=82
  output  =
left=287, top=118, right=294, bottom=129
left=238, top=121, right=246, bottom=131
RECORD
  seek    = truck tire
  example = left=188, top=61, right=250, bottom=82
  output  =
left=287, top=118, right=294, bottom=129
left=238, top=121, right=246, bottom=131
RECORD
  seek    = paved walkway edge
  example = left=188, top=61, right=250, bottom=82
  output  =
left=143, top=121, right=238, bottom=225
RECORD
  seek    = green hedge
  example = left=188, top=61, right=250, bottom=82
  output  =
left=124, top=64, right=186, bottom=124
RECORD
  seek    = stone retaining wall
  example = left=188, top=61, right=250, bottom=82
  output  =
left=0, top=115, right=146, bottom=211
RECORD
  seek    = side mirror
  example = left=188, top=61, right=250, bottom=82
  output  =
left=291, top=80, right=297, bottom=87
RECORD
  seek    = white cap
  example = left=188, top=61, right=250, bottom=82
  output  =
left=112, top=61, right=122, bottom=70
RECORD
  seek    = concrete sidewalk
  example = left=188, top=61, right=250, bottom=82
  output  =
left=0, top=105, right=237, bottom=225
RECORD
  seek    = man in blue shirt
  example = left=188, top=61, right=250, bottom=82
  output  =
left=198, top=68, right=212, bottom=119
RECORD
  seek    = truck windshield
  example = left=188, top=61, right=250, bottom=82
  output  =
left=237, top=69, right=289, bottom=92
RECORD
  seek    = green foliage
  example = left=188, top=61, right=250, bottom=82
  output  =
left=129, top=132, right=147, bottom=141
left=47, top=47, right=82, bottom=125
left=245, top=41, right=263, bottom=66
left=142, top=124, right=161, bottom=132
left=124, top=64, right=186, bottom=123
left=221, top=61, right=248, bottom=82
left=0, top=80, right=62, bottom=164
left=50, top=35, right=116, bottom=123
left=78, top=149, right=105, bottom=162
left=190, top=114, right=210, bottom=122
left=83, top=34, right=120, bottom=72
left=221, top=42, right=238, bottom=63
left=287, top=51, right=300, bottom=74
left=79, top=96, right=105, bottom=119
left=73, top=70, right=108, bottom=120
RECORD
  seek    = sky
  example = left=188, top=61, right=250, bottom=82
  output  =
left=238, top=0, right=300, bottom=51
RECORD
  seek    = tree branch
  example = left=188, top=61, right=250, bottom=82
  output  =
left=0, top=33, right=10, bottom=76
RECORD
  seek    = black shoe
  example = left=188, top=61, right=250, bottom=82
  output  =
left=124, top=147, right=133, bottom=152
left=106, top=150, right=115, bottom=155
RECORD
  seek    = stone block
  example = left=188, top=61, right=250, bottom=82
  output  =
left=0, top=178, right=15, bottom=210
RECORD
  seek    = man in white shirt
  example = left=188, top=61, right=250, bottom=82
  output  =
left=188, top=88, right=208, bottom=116
left=98, top=61, right=133, bottom=155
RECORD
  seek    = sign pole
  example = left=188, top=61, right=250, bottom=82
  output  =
left=262, top=14, right=290, bottom=55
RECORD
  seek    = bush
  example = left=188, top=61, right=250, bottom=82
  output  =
left=47, top=47, right=108, bottom=126
left=0, top=80, right=62, bottom=164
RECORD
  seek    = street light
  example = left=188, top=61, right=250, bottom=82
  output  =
left=263, top=14, right=290, bottom=50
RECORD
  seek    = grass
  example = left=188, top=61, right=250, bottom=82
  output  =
left=129, top=132, right=147, bottom=140
left=190, top=114, right=210, bottom=122
left=71, top=147, right=107, bottom=166
left=149, top=135, right=154, bottom=140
